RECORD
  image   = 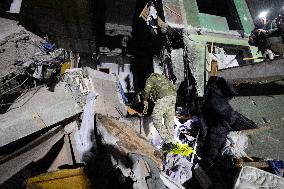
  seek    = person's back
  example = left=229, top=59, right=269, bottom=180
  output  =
left=143, top=73, right=176, bottom=102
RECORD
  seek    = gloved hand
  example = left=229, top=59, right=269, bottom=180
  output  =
left=143, top=101, right=148, bottom=114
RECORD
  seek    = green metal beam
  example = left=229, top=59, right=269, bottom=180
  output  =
left=198, top=13, right=230, bottom=32
left=182, top=0, right=200, bottom=27
left=184, top=33, right=262, bottom=96
left=233, top=0, right=255, bottom=34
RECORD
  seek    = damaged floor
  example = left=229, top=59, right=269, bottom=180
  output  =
left=231, top=94, right=284, bottom=160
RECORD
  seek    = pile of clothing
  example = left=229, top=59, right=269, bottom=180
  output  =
left=161, top=111, right=201, bottom=185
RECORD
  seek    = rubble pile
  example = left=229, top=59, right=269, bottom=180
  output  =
left=0, top=7, right=284, bottom=189
left=0, top=18, right=70, bottom=113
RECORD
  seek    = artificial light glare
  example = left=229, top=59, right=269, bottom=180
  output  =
left=258, top=10, right=269, bottom=18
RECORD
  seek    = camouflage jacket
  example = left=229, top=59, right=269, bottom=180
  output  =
left=143, top=73, right=176, bottom=102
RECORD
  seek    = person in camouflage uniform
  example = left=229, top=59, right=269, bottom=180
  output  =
left=142, top=73, right=177, bottom=143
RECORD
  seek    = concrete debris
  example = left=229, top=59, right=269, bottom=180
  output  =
left=233, top=166, right=284, bottom=189
left=64, top=67, right=127, bottom=117
left=0, top=82, right=82, bottom=147
left=0, top=18, right=44, bottom=77
left=86, top=68, right=128, bottom=118
left=94, top=115, right=192, bottom=188
left=183, top=31, right=203, bottom=96
left=0, top=17, right=70, bottom=102
left=0, top=3, right=283, bottom=187
left=171, top=49, right=185, bottom=87
left=0, top=125, right=65, bottom=185
left=218, top=58, right=284, bottom=83
left=64, top=68, right=95, bottom=108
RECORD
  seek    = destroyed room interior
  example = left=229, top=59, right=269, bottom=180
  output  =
left=0, top=0, right=284, bottom=188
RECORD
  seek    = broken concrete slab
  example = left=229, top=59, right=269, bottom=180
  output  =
left=86, top=68, right=127, bottom=118
left=0, top=125, right=65, bottom=185
left=233, top=166, right=284, bottom=189
left=0, top=17, right=45, bottom=77
left=0, top=18, right=26, bottom=42
left=0, top=82, right=82, bottom=147
left=171, top=49, right=185, bottom=87
left=47, top=134, right=73, bottom=172
left=230, top=95, right=284, bottom=160
left=218, top=59, right=284, bottom=83
left=64, top=68, right=127, bottom=118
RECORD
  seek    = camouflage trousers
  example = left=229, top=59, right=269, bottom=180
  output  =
left=152, top=95, right=176, bottom=143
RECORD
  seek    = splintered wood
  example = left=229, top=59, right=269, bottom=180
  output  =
left=97, top=115, right=163, bottom=168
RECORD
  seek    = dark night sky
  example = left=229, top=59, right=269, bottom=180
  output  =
left=246, top=0, right=284, bottom=23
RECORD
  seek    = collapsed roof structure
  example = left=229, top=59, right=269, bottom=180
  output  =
left=0, top=0, right=284, bottom=188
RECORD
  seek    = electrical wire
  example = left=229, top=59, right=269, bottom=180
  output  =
left=0, top=77, right=29, bottom=97
left=3, top=86, right=43, bottom=113
left=0, top=73, right=21, bottom=89
left=0, top=71, right=17, bottom=79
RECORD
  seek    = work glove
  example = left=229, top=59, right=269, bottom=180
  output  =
left=143, top=101, right=148, bottom=114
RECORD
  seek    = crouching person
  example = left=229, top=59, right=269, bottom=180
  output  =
left=142, top=67, right=177, bottom=144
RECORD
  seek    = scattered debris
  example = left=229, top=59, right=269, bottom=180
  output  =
left=164, top=154, right=193, bottom=185
left=0, top=83, right=82, bottom=147
left=233, top=166, right=284, bottom=189
left=222, top=131, right=250, bottom=160
left=0, top=2, right=283, bottom=188
left=0, top=125, right=65, bottom=185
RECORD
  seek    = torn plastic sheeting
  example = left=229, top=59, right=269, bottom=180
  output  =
left=32, top=62, right=43, bottom=79
left=74, top=92, right=97, bottom=163
left=174, top=116, right=199, bottom=144
left=164, top=154, right=193, bottom=185
left=7, top=0, right=23, bottom=13
left=222, top=131, right=249, bottom=159
left=160, top=172, right=185, bottom=189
